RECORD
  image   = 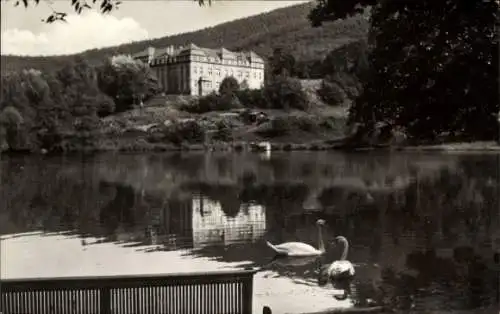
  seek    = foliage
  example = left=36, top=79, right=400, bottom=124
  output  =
left=186, top=92, right=241, bottom=114
left=263, top=76, right=309, bottom=111
left=259, top=117, right=292, bottom=137
left=268, top=47, right=297, bottom=78
left=218, top=76, right=239, bottom=96
left=0, top=54, right=158, bottom=152
left=97, top=55, right=159, bottom=113
left=310, top=0, right=499, bottom=141
left=2, top=3, right=368, bottom=74
left=256, top=115, right=322, bottom=138
left=213, top=120, right=233, bottom=142
left=234, top=89, right=268, bottom=109
left=0, top=106, right=25, bottom=151
left=293, top=59, right=324, bottom=79
left=317, top=79, right=346, bottom=106
left=13, top=0, right=206, bottom=23
left=217, top=93, right=242, bottom=111
left=240, top=80, right=250, bottom=90
left=165, top=121, right=205, bottom=145
left=186, top=75, right=309, bottom=114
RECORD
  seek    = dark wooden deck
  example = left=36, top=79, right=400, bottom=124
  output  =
left=1, top=269, right=256, bottom=314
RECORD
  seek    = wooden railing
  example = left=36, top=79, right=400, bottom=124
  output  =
left=1, top=269, right=256, bottom=314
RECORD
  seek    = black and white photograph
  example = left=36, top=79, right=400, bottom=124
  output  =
left=1, top=0, right=499, bottom=313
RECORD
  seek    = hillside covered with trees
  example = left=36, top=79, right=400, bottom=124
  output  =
left=1, top=0, right=497, bottom=155
left=0, top=3, right=369, bottom=73
left=0, top=2, right=371, bottom=154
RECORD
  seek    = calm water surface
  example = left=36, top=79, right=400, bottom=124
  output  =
left=1, top=151, right=499, bottom=313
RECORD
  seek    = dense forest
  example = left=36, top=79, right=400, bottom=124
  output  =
left=0, top=55, right=159, bottom=152
left=0, top=3, right=369, bottom=73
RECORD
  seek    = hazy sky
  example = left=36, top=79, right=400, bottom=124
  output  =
left=1, top=0, right=308, bottom=56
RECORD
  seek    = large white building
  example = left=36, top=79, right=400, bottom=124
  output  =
left=133, top=43, right=265, bottom=96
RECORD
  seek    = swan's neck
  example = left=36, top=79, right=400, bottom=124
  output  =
left=318, top=225, right=325, bottom=253
left=340, top=239, right=349, bottom=260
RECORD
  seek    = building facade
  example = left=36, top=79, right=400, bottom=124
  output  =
left=133, top=43, right=265, bottom=96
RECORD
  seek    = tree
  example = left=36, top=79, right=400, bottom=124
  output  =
left=0, top=106, right=24, bottom=151
left=12, top=0, right=209, bottom=23
left=240, top=79, right=250, bottom=90
left=97, top=55, right=158, bottom=113
left=264, top=76, right=308, bottom=111
left=218, top=76, right=239, bottom=96
left=317, top=78, right=346, bottom=106
left=310, top=0, right=499, bottom=141
left=268, top=47, right=296, bottom=78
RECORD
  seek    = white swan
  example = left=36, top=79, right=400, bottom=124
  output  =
left=266, top=219, right=326, bottom=257
left=326, top=236, right=355, bottom=279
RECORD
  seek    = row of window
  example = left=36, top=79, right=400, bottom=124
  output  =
left=193, top=67, right=262, bottom=79
left=193, top=80, right=216, bottom=89
left=150, top=56, right=264, bottom=68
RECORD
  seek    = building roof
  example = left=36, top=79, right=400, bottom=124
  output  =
left=141, top=43, right=264, bottom=64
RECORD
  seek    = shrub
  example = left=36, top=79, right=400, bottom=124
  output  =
left=271, top=117, right=292, bottom=136
left=166, top=120, right=205, bottom=145
left=263, top=76, right=309, bottom=111
left=184, top=92, right=242, bottom=113
left=290, top=115, right=318, bottom=132
left=194, top=92, right=220, bottom=113
left=219, top=76, right=240, bottom=95
left=317, top=79, right=346, bottom=106
left=216, top=93, right=242, bottom=111
left=257, top=116, right=292, bottom=137
left=213, top=120, right=233, bottom=142
left=235, top=89, right=268, bottom=109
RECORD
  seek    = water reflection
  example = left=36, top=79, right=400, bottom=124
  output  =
left=1, top=152, right=499, bottom=313
left=192, top=195, right=266, bottom=248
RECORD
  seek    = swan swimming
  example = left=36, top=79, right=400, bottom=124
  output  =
left=325, top=236, right=355, bottom=280
left=266, top=219, right=326, bottom=257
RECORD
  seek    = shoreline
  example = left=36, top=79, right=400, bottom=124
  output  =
left=2, top=140, right=499, bottom=156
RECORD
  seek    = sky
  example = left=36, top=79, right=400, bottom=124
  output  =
left=1, top=0, right=308, bottom=56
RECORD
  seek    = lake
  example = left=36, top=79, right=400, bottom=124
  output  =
left=1, top=151, right=499, bottom=313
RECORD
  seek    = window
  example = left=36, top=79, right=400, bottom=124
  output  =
left=254, top=72, right=257, bottom=78
left=194, top=67, right=197, bottom=73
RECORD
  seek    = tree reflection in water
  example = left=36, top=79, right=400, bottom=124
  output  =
left=0, top=152, right=498, bottom=311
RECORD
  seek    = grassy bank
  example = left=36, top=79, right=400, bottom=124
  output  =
left=92, top=139, right=500, bottom=154
left=92, top=102, right=349, bottom=153
left=80, top=98, right=500, bottom=153
left=2, top=82, right=498, bottom=155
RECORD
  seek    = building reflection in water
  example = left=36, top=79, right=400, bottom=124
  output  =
left=142, top=198, right=194, bottom=251
left=192, top=194, right=266, bottom=248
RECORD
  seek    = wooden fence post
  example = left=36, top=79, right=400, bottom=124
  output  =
left=242, top=276, right=254, bottom=314
left=100, top=286, right=111, bottom=314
